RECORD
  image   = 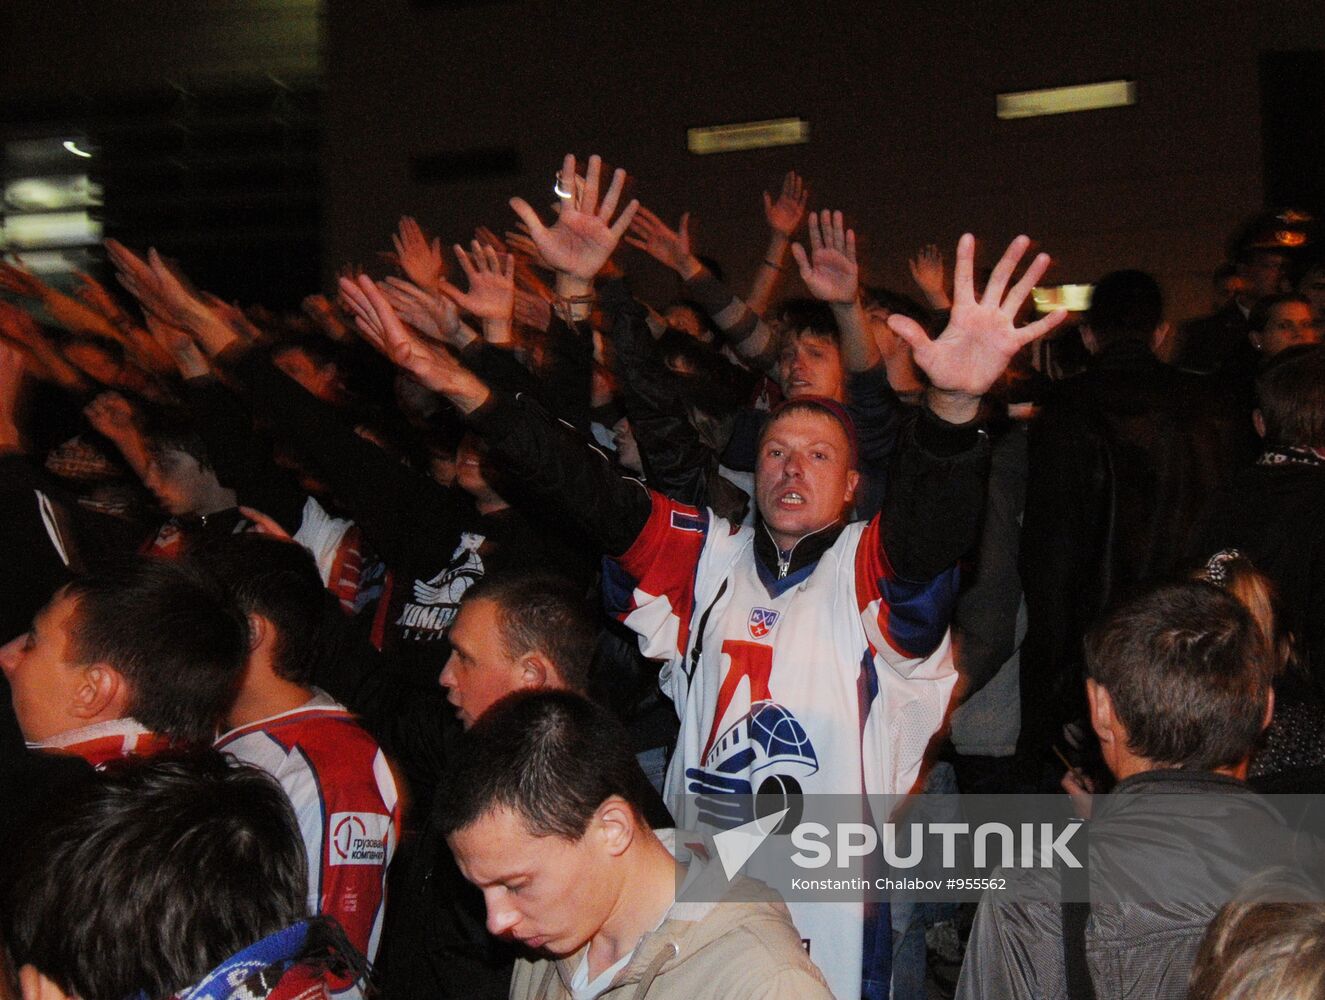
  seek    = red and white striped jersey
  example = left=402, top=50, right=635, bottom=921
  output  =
left=215, top=691, right=400, bottom=996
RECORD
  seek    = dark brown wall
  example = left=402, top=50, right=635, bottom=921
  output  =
left=3, top=2, right=1321, bottom=319
left=323, top=0, right=1325, bottom=321
left=0, top=0, right=320, bottom=92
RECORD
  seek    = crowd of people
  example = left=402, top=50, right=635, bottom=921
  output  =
left=0, top=154, right=1323, bottom=1000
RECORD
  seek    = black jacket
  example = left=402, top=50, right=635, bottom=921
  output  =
left=1019, top=341, right=1254, bottom=744
left=467, top=382, right=987, bottom=600
left=218, top=345, right=593, bottom=689
left=1192, top=455, right=1325, bottom=688
left=1174, top=300, right=1253, bottom=377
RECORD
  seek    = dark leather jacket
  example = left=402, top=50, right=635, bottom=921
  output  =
left=1019, top=341, right=1254, bottom=740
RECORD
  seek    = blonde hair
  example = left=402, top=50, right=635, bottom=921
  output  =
left=1195, top=550, right=1293, bottom=675
left=1189, top=871, right=1325, bottom=1000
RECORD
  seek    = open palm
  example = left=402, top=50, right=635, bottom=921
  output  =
left=791, top=209, right=857, bottom=304
left=509, top=154, right=637, bottom=281
left=888, top=234, right=1066, bottom=397
left=441, top=243, right=514, bottom=322
left=340, top=274, right=469, bottom=397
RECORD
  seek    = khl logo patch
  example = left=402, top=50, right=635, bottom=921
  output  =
left=748, top=607, right=780, bottom=638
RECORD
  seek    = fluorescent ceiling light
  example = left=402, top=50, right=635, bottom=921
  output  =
left=997, top=80, right=1136, bottom=120
left=687, top=118, right=809, bottom=155
left=5, top=176, right=102, bottom=212
left=1032, top=284, right=1093, bottom=314
left=1, top=211, right=102, bottom=250
left=0, top=249, right=78, bottom=275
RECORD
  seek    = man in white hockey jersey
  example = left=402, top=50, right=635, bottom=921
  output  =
left=337, top=153, right=1066, bottom=998
left=198, top=534, right=399, bottom=997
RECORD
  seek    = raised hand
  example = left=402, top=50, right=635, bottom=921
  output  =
left=105, top=240, right=174, bottom=322
left=107, top=241, right=242, bottom=358
left=238, top=505, right=294, bottom=542
left=338, top=273, right=489, bottom=413
left=888, top=234, right=1067, bottom=418
left=150, top=250, right=245, bottom=353
left=0, top=260, right=46, bottom=299
left=909, top=244, right=951, bottom=309
left=83, top=390, right=138, bottom=440
left=302, top=294, right=353, bottom=342
left=0, top=300, right=43, bottom=347
left=764, top=170, right=808, bottom=238
left=390, top=216, right=447, bottom=291
left=381, top=276, right=464, bottom=346
left=508, top=154, right=638, bottom=282
left=473, top=226, right=509, bottom=254
left=513, top=289, right=552, bottom=332
left=625, top=207, right=699, bottom=277
left=504, top=226, right=553, bottom=272
left=790, top=209, right=858, bottom=304
left=144, top=314, right=209, bottom=378
left=204, top=294, right=263, bottom=345
left=480, top=223, right=556, bottom=308
left=440, top=243, right=515, bottom=323
left=71, top=272, right=124, bottom=322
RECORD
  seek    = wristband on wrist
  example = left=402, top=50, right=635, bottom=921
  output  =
left=554, top=293, right=595, bottom=324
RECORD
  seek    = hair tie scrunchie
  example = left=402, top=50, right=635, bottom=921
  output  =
left=1201, top=548, right=1244, bottom=588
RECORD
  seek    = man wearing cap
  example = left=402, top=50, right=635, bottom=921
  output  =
left=1173, top=213, right=1301, bottom=376
left=340, top=156, right=1063, bottom=997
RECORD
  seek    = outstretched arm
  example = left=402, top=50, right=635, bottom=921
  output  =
left=106, top=239, right=475, bottom=565
left=747, top=170, right=808, bottom=316
left=0, top=261, right=120, bottom=342
left=909, top=244, right=952, bottom=311
left=790, top=208, right=875, bottom=372
left=338, top=272, right=652, bottom=555
left=627, top=208, right=780, bottom=370
left=72, top=271, right=176, bottom=375
left=339, top=274, right=491, bottom=415
left=879, top=234, right=1066, bottom=580
left=509, top=153, right=639, bottom=315
left=0, top=303, right=86, bottom=393
left=83, top=391, right=153, bottom=482
left=893, top=234, right=1065, bottom=425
